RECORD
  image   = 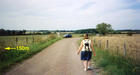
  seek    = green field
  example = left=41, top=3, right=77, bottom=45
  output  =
left=0, top=35, right=49, bottom=50
left=0, top=34, right=61, bottom=74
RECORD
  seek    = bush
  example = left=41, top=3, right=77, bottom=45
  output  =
left=48, top=34, right=57, bottom=39
left=127, top=32, right=133, bottom=36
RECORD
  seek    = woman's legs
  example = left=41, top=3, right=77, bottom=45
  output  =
left=87, top=60, right=91, bottom=68
left=83, top=60, right=88, bottom=70
left=87, top=51, right=92, bottom=68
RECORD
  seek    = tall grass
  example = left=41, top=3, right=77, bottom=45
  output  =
left=78, top=36, right=140, bottom=75
left=93, top=46, right=140, bottom=75
left=0, top=35, right=49, bottom=51
left=0, top=34, right=61, bottom=74
left=91, top=34, right=140, bottom=75
left=91, top=34, right=140, bottom=63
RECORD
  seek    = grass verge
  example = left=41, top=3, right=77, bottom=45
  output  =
left=0, top=37, right=61, bottom=74
left=92, top=46, right=140, bottom=75
left=78, top=38, right=140, bottom=75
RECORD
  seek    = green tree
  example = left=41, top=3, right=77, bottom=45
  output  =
left=96, top=23, right=113, bottom=35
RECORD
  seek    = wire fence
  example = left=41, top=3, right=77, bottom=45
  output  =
left=0, top=35, right=49, bottom=52
left=92, top=35, right=140, bottom=64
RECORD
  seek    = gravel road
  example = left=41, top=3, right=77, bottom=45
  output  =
left=5, top=38, right=96, bottom=75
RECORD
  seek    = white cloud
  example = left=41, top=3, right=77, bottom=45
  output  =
left=0, top=0, right=140, bottom=30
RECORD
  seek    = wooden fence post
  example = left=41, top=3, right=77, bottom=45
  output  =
left=124, top=42, right=127, bottom=57
left=32, top=37, right=34, bottom=43
left=26, top=37, right=28, bottom=44
left=99, top=40, right=101, bottom=48
left=117, top=46, right=119, bottom=56
left=106, top=40, right=109, bottom=49
left=16, top=38, right=18, bottom=44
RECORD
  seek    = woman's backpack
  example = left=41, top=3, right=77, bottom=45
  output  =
left=84, top=40, right=90, bottom=51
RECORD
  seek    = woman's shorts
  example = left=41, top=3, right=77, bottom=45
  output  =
left=81, top=51, right=92, bottom=61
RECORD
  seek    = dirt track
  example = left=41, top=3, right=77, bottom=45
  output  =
left=5, top=38, right=96, bottom=75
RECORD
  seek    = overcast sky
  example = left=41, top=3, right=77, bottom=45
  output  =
left=0, top=0, right=140, bottom=30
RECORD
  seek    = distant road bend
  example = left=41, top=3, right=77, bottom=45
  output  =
left=5, top=38, right=96, bottom=75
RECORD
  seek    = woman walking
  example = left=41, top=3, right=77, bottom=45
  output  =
left=77, top=33, right=96, bottom=71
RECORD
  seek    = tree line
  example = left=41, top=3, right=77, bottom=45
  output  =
left=1, top=23, right=139, bottom=36
left=74, top=23, right=113, bottom=35
left=0, top=29, right=51, bottom=36
left=74, top=23, right=140, bottom=35
left=0, top=29, right=26, bottom=36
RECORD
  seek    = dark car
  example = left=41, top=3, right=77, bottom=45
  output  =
left=63, top=34, right=72, bottom=38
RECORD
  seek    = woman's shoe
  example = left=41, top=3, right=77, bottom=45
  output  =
left=84, top=68, right=87, bottom=71
left=87, top=67, right=93, bottom=70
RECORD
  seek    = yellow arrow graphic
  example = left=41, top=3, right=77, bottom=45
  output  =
left=5, top=47, right=10, bottom=50
left=5, top=47, right=16, bottom=50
